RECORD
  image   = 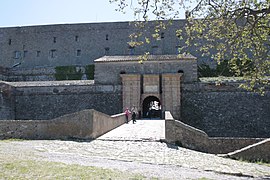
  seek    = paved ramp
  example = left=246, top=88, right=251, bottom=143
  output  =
left=98, top=119, right=165, bottom=141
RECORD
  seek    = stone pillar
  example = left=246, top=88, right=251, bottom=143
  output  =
left=120, top=74, right=141, bottom=112
left=162, top=73, right=182, bottom=120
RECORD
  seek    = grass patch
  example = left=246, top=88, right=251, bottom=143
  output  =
left=1, top=138, right=24, bottom=142
left=255, top=161, right=270, bottom=167
left=237, top=158, right=270, bottom=167
left=0, top=159, right=155, bottom=180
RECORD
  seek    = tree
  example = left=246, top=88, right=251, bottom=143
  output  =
left=109, top=0, right=270, bottom=93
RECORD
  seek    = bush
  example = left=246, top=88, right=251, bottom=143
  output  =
left=198, top=60, right=235, bottom=77
left=55, top=66, right=83, bottom=80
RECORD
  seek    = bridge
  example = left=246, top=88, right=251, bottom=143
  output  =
left=98, top=119, right=165, bottom=142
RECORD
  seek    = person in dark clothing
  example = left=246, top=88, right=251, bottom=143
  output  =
left=132, top=111, right=136, bottom=124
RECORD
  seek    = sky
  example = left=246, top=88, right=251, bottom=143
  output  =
left=0, top=0, right=188, bottom=28
left=0, top=0, right=136, bottom=27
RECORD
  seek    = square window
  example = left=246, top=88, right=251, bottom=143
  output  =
left=23, top=51, right=28, bottom=58
left=50, top=49, right=57, bottom=58
left=105, top=47, right=110, bottom=55
left=76, top=50, right=81, bottom=56
left=36, top=51, right=41, bottom=57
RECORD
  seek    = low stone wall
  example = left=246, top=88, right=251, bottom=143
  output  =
left=0, top=109, right=126, bottom=140
left=165, top=111, right=209, bottom=152
left=226, top=138, right=270, bottom=163
left=91, top=110, right=126, bottom=139
left=208, top=138, right=262, bottom=154
left=165, top=111, right=265, bottom=155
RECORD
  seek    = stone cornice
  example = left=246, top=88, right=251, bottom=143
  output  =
left=94, top=55, right=197, bottom=63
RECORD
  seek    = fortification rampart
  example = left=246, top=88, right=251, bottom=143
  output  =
left=0, top=109, right=126, bottom=140
left=0, top=20, right=210, bottom=70
left=1, top=80, right=269, bottom=138
left=0, top=81, right=122, bottom=120
left=0, top=81, right=15, bottom=120
left=181, top=82, right=270, bottom=138
left=165, top=111, right=269, bottom=162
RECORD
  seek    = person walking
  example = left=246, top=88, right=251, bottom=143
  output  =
left=131, top=111, right=136, bottom=124
left=124, top=108, right=131, bottom=123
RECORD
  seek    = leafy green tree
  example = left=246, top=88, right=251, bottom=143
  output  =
left=110, top=0, right=270, bottom=93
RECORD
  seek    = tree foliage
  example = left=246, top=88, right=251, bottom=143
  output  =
left=110, top=0, right=270, bottom=93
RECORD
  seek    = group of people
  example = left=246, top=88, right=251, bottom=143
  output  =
left=124, top=106, right=138, bottom=124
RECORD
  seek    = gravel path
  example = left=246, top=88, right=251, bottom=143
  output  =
left=1, top=120, right=269, bottom=179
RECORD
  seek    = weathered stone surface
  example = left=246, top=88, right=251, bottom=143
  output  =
left=182, top=83, right=270, bottom=138
left=165, top=111, right=267, bottom=160
left=225, top=138, right=270, bottom=163
left=0, top=81, right=122, bottom=120
left=95, top=55, right=197, bottom=84
left=0, top=81, right=15, bottom=120
left=0, top=20, right=208, bottom=69
left=0, top=109, right=126, bottom=140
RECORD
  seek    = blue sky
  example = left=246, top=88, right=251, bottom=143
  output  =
left=0, top=0, right=136, bottom=27
left=0, top=0, right=189, bottom=27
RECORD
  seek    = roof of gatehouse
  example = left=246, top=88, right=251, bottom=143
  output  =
left=94, top=54, right=197, bottom=63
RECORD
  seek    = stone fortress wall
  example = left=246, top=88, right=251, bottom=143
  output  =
left=0, top=20, right=269, bottom=141
left=0, top=81, right=122, bottom=120
left=0, top=20, right=207, bottom=70
left=1, top=80, right=269, bottom=138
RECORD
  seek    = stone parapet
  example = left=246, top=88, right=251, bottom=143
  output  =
left=0, top=81, right=122, bottom=120
left=165, top=112, right=270, bottom=158
left=0, top=109, right=126, bottom=140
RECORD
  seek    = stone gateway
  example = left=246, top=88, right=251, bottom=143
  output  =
left=94, top=55, right=197, bottom=120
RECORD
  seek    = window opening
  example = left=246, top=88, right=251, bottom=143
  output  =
left=50, top=49, right=57, bottom=58
left=36, top=51, right=41, bottom=57
left=105, top=47, right=110, bottom=55
left=76, top=49, right=81, bottom=57
left=128, top=46, right=135, bottom=55
left=161, top=32, right=165, bottom=39
left=23, top=51, right=28, bottom=58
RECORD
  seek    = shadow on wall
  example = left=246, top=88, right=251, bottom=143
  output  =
left=0, top=109, right=126, bottom=141
left=164, top=111, right=269, bottom=163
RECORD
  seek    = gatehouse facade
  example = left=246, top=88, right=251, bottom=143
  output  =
left=94, top=55, right=197, bottom=119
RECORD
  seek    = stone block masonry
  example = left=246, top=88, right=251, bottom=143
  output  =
left=0, top=81, right=122, bottom=120
left=0, top=20, right=210, bottom=69
left=181, top=83, right=270, bottom=138
left=0, top=81, right=15, bottom=120
left=0, top=109, right=126, bottom=140
left=165, top=111, right=268, bottom=162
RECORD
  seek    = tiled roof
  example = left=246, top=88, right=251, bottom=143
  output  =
left=94, top=54, right=197, bottom=62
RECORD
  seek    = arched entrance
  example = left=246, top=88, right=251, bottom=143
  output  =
left=142, top=96, right=161, bottom=119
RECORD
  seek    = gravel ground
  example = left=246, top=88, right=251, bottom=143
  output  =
left=0, top=120, right=269, bottom=179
